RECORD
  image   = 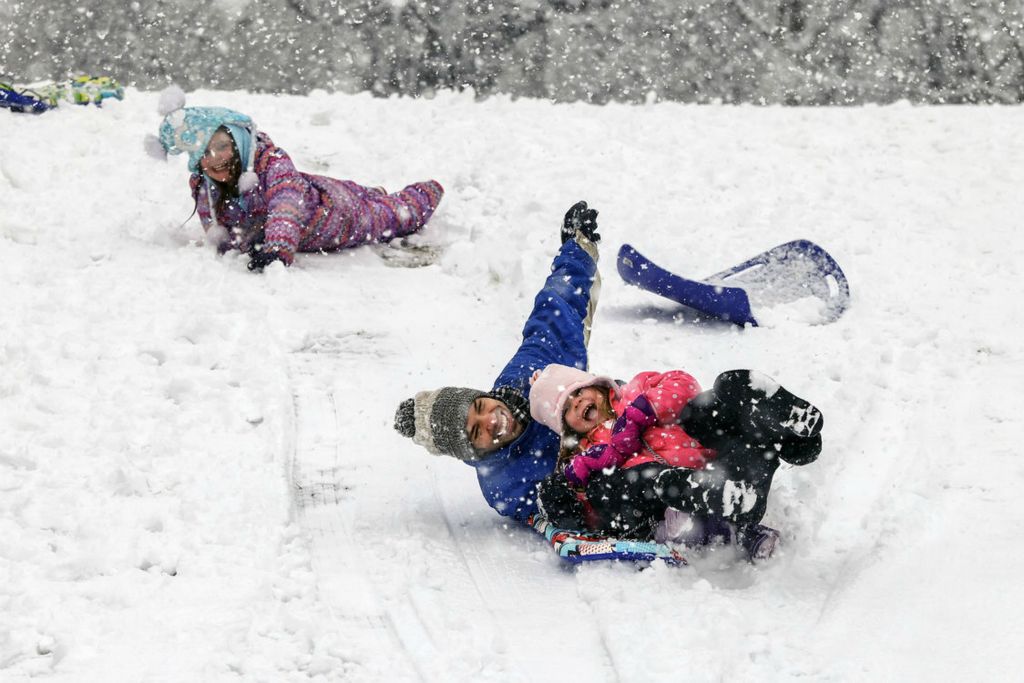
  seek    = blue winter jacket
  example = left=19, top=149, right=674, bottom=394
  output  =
left=465, top=238, right=598, bottom=521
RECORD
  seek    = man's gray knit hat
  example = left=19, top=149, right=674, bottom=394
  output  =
left=394, top=387, right=486, bottom=461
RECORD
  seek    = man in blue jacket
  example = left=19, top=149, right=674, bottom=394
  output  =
left=393, top=201, right=601, bottom=522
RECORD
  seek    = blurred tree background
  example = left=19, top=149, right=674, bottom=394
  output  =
left=2, top=0, right=1023, bottom=104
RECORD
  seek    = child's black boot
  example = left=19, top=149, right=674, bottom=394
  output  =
left=737, top=523, right=781, bottom=563
left=713, top=370, right=824, bottom=444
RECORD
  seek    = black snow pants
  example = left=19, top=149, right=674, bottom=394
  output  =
left=581, top=370, right=823, bottom=538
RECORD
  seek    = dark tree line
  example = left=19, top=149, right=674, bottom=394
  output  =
left=3, top=0, right=1023, bottom=104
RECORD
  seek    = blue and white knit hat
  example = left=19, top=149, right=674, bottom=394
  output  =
left=146, top=86, right=259, bottom=193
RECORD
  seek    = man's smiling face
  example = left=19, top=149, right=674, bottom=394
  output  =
left=465, top=397, right=524, bottom=455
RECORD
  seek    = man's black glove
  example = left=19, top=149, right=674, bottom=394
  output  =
left=247, top=244, right=281, bottom=272
left=561, top=200, right=600, bottom=244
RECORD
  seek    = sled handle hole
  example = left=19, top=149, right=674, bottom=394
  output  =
left=825, top=274, right=839, bottom=298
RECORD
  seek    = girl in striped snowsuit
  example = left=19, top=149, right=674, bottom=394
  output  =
left=155, top=105, right=443, bottom=270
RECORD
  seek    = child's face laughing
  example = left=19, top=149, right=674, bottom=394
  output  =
left=563, top=386, right=614, bottom=434
left=201, top=129, right=238, bottom=184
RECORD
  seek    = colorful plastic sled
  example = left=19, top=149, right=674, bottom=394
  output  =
left=529, top=514, right=686, bottom=566
left=617, top=239, right=850, bottom=326
left=1, top=76, right=124, bottom=114
left=34, top=76, right=125, bottom=106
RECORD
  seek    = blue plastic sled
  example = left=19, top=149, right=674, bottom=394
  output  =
left=0, top=84, right=52, bottom=114
left=617, top=240, right=850, bottom=326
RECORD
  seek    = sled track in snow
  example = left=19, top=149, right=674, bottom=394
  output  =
left=286, top=356, right=428, bottom=682
left=285, top=332, right=627, bottom=681
left=285, top=343, right=534, bottom=681
left=427, top=456, right=624, bottom=681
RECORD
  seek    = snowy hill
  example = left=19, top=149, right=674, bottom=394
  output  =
left=2, top=91, right=1022, bottom=682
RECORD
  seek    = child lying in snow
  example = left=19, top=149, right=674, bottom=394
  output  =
left=529, top=364, right=824, bottom=561
left=150, top=93, right=443, bottom=271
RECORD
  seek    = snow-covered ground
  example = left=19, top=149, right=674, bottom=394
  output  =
left=2, top=91, right=1022, bottom=682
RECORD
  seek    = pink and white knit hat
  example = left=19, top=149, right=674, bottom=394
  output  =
left=528, top=364, right=617, bottom=433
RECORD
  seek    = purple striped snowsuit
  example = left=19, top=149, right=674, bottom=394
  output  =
left=190, top=132, right=443, bottom=265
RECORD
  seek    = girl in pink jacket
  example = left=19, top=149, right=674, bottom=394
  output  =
left=530, top=365, right=715, bottom=488
left=529, top=364, right=824, bottom=560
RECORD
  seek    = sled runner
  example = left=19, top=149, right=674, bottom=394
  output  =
left=617, top=239, right=850, bottom=326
